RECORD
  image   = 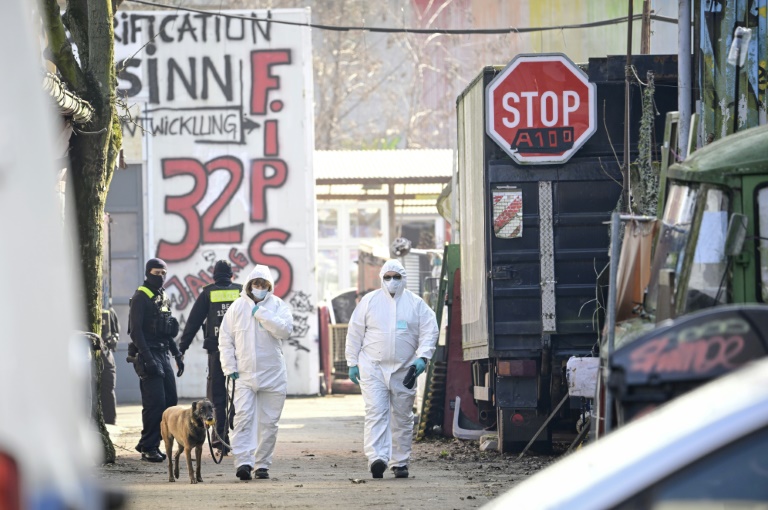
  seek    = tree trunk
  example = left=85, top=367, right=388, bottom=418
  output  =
left=42, top=0, right=122, bottom=465
left=68, top=102, right=117, bottom=463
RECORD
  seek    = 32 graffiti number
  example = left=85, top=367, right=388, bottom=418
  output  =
left=157, top=156, right=245, bottom=261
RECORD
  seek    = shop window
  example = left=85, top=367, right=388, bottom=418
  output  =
left=317, top=249, right=340, bottom=300
left=318, top=207, right=339, bottom=238
left=350, top=208, right=381, bottom=238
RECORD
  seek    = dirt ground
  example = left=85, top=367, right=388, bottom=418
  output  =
left=100, top=395, right=557, bottom=509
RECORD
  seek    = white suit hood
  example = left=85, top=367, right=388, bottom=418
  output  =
left=379, top=259, right=407, bottom=299
left=243, top=264, right=274, bottom=297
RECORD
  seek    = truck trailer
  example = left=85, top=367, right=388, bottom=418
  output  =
left=453, top=55, right=679, bottom=452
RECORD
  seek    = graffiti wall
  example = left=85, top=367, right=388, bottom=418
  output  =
left=116, top=9, right=317, bottom=396
left=700, top=0, right=767, bottom=141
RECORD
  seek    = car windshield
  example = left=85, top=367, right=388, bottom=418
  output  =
left=645, top=184, right=697, bottom=314
left=683, top=188, right=729, bottom=313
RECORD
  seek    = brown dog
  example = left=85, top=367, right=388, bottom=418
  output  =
left=160, top=400, right=215, bottom=484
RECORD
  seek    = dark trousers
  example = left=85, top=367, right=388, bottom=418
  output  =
left=100, top=349, right=117, bottom=425
left=137, top=350, right=178, bottom=452
left=207, top=350, right=231, bottom=444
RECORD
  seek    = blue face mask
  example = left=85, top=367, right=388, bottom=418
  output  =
left=252, top=288, right=268, bottom=300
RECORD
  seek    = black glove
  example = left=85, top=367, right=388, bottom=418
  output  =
left=175, top=354, right=185, bottom=377
left=403, top=365, right=417, bottom=389
left=143, top=356, right=161, bottom=377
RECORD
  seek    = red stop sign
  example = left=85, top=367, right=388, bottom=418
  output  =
left=486, top=54, right=596, bottom=164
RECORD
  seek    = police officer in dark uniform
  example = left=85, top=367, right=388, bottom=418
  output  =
left=128, top=258, right=185, bottom=462
left=100, top=302, right=120, bottom=425
left=179, top=260, right=242, bottom=452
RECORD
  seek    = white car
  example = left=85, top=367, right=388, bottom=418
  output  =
left=0, top=2, right=107, bottom=509
left=483, top=357, right=768, bottom=510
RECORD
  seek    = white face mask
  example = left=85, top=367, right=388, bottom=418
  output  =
left=252, top=288, right=268, bottom=300
left=384, top=279, right=403, bottom=294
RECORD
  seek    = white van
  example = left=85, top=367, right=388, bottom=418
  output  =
left=483, top=356, right=768, bottom=510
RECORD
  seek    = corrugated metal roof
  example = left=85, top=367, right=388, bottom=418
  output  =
left=314, top=149, right=453, bottom=181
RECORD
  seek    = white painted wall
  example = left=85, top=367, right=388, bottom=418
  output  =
left=116, top=8, right=318, bottom=396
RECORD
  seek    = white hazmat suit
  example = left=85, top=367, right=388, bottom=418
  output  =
left=345, top=259, right=439, bottom=470
left=219, top=265, right=293, bottom=471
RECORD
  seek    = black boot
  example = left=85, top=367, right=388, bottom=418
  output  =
left=254, top=468, right=269, bottom=479
left=370, top=459, right=386, bottom=479
left=141, top=449, right=164, bottom=463
left=392, top=466, right=409, bottom=478
left=236, top=465, right=253, bottom=481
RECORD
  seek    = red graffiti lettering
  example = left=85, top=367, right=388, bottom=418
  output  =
left=165, top=275, right=189, bottom=311
left=630, top=335, right=745, bottom=375
left=185, top=270, right=214, bottom=300
left=250, top=159, right=287, bottom=222
left=248, top=229, right=293, bottom=298
left=201, top=156, right=244, bottom=243
left=264, top=119, right=279, bottom=156
left=157, top=159, right=206, bottom=261
left=156, top=157, right=245, bottom=262
left=229, top=247, right=248, bottom=271
left=250, top=50, right=291, bottom=115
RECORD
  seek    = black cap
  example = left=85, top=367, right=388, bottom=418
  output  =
left=145, top=258, right=167, bottom=277
left=213, top=260, right=233, bottom=278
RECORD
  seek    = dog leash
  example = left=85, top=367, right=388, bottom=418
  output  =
left=227, top=376, right=236, bottom=431
left=207, top=426, right=233, bottom=464
left=208, top=378, right=236, bottom=464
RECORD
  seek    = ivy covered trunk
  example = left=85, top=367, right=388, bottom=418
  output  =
left=69, top=107, right=120, bottom=464
left=42, top=0, right=123, bottom=464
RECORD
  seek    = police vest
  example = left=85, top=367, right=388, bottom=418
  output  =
left=133, top=286, right=178, bottom=341
left=205, top=283, right=241, bottom=341
left=138, top=285, right=172, bottom=315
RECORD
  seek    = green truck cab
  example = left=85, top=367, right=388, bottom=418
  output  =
left=650, top=123, right=768, bottom=320
left=596, top=123, right=768, bottom=438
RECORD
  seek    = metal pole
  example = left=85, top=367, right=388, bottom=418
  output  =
left=622, top=0, right=634, bottom=212
left=678, top=0, right=692, bottom=158
left=727, top=25, right=752, bottom=135
left=450, top=149, right=458, bottom=244
left=733, top=50, right=741, bottom=134
left=604, top=212, right=621, bottom=434
left=566, top=418, right=591, bottom=454
left=517, top=393, right=569, bottom=460
left=388, top=181, right=396, bottom=253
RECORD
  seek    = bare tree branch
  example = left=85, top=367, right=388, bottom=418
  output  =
left=41, top=0, right=85, bottom=93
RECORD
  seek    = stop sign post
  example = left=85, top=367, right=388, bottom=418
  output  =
left=486, top=53, right=596, bottom=165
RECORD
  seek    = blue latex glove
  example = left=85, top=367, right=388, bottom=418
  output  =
left=228, top=372, right=239, bottom=380
left=251, top=305, right=260, bottom=315
left=414, top=358, right=427, bottom=377
left=348, top=366, right=360, bottom=385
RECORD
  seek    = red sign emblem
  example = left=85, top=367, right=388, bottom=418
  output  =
left=486, top=54, right=596, bottom=164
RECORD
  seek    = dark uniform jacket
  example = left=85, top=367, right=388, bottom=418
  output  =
left=179, top=279, right=242, bottom=354
left=128, top=284, right=181, bottom=357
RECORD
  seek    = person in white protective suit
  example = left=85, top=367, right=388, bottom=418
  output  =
left=345, top=259, right=439, bottom=479
left=218, top=264, right=293, bottom=481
